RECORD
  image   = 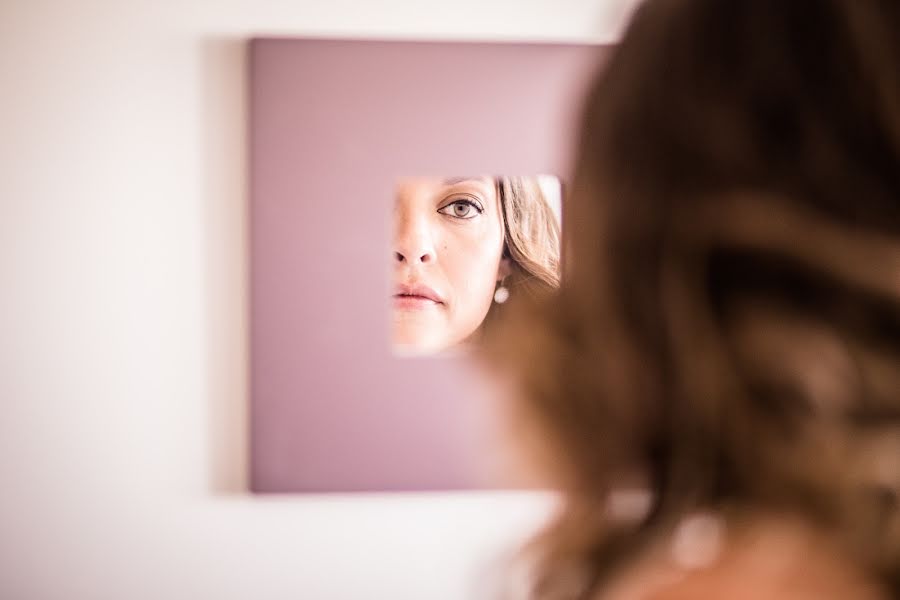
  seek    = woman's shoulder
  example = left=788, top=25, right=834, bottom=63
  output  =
left=601, top=516, right=886, bottom=600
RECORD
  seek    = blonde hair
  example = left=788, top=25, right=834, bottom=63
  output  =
left=494, top=176, right=561, bottom=306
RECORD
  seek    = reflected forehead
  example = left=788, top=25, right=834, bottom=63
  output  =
left=441, top=176, right=494, bottom=187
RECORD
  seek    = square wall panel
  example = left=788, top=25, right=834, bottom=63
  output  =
left=250, top=38, right=605, bottom=492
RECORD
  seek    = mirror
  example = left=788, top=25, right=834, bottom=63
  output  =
left=392, top=175, right=562, bottom=355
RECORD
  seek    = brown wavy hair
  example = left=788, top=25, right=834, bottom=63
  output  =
left=485, top=0, right=900, bottom=597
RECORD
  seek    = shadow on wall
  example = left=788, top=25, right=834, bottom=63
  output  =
left=200, top=37, right=249, bottom=495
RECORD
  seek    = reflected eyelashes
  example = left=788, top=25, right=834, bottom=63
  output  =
left=437, top=195, right=485, bottom=220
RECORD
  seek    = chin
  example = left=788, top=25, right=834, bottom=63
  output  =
left=392, top=327, right=445, bottom=355
left=393, top=339, right=445, bottom=356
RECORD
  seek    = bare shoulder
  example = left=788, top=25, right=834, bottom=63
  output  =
left=642, top=564, right=884, bottom=600
left=603, top=517, right=886, bottom=600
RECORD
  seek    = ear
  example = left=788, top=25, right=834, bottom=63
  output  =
left=497, top=256, right=512, bottom=281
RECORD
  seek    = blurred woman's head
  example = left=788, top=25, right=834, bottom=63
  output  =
left=486, top=0, right=900, bottom=596
left=392, top=176, right=560, bottom=354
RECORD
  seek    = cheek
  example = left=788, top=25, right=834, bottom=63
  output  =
left=441, top=225, right=504, bottom=307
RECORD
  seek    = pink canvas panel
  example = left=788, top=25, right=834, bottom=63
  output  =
left=250, top=38, right=605, bottom=492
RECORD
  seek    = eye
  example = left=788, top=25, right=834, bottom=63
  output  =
left=437, top=197, right=484, bottom=220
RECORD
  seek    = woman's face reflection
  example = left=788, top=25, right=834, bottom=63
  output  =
left=393, top=176, right=509, bottom=354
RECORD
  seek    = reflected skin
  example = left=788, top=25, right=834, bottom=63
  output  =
left=392, top=176, right=510, bottom=354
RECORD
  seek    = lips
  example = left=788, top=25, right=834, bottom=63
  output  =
left=393, top=283, right=445, bottom=309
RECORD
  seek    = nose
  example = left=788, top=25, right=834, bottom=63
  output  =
left=394, top=213, right=436, bottom=265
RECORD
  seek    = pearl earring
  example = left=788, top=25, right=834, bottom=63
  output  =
left=493, top=283, right=509, bottom=304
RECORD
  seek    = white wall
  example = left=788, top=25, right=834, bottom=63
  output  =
left=0, top=1, right=637, bottom=598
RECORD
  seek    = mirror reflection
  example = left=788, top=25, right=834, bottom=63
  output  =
left=392, top=175, right=561, bottom=355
